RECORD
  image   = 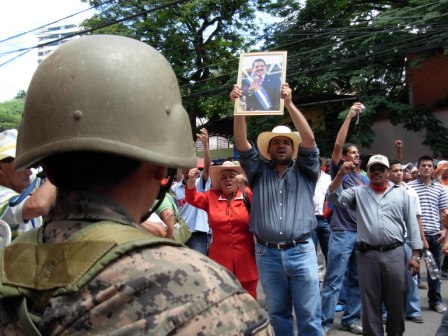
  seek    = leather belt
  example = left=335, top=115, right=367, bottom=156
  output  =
left=315, top=215, right=324, bottom=220
left=256, top=233, right=310, bottom=250
left=357, top=241, right=403, bottom=252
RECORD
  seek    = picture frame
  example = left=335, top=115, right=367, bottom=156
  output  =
left=234, top=51, right=287, bottom=116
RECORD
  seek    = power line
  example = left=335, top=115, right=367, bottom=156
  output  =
left=0, top=0, right=113, bottom=44
left=0, top=0, right=191, bottom=61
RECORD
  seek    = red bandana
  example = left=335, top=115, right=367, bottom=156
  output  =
left=369, top=181, right=389, bottom=192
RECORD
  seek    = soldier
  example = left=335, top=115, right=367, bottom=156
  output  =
left=0, top=35, right=271, bottom=335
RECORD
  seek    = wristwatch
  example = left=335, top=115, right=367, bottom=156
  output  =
left=411, top=256, right=421, bottom=262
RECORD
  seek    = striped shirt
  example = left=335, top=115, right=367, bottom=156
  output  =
left=408, top=178, right=448, bottom=235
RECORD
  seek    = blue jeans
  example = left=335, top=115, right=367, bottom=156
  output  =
left=404, top=242, right=421, bottom=317
left=425, top=233, right=443, bottom=308
left=321, top=231, right=361, bottom=328
left=256, top=237, right=322, bottom=336
left=186, top=232, right=211, bottom=255
left=312, top=218, right=331, bottom=264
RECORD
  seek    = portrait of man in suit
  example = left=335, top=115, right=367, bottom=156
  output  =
left=235, top=52, right=287, bottom=115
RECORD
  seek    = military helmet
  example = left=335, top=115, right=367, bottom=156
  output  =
left=15, top=35, right=196, bottom=170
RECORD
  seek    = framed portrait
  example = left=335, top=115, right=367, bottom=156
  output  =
left=234, top=51, right=287, bottom=116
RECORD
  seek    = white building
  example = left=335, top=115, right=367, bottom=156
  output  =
left=36, top=24, right=80, bottom=64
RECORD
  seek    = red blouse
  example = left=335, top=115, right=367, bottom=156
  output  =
left=185, top=187, right=258, bottom=282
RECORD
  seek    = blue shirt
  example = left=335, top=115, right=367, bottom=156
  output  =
left=238, top=144, right=319, bottom=242
left=329, top=160, right=368, bottom=231
left=171, top=174, right=211, bottom=233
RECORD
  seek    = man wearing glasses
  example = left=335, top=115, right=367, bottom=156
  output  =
left=328, top=154, right=423, bottom=336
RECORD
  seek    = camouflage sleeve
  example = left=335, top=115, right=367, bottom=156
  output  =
left=0, top=299, right=27, bottom=335
left=39, top=245, right=272, bottom=335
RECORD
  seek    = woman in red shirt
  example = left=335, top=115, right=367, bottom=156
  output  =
left=185, top=161, right=258, bottom=299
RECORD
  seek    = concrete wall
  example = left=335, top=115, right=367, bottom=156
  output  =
left=360, top=109, right=448, bottom=163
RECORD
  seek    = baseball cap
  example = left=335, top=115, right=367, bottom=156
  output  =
left=0, top=129, right=17, bottom=161
left=401, top=162, right=413, bottom=171
left=367, top=154, right=389, bottom=169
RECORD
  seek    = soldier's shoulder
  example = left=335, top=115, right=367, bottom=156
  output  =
left=42, top=244, right=271, bottom=334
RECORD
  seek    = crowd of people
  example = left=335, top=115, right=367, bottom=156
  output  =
left=0, top=34, right=448, bottom=336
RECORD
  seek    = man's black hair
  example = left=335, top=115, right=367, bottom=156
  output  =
left=41, top=152, right=141, bottom=191
left=417, top=155, right=434, bottom=168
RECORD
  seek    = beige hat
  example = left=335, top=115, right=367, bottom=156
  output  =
left=256, top=126, right=302, bottom=160
left=0, top=129, right=17, bottom=161
left=210, top=161, right=244, bottom=189
left=367, top=154, right=389, bottom=169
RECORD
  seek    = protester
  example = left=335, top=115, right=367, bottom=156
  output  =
left=231, top=83, right=322, bottom=335
left=185, top=161, right=258, bottom=299
left=408, top=156, right=448, bottom=314
left=387, top=159, right=427, bottom=324
left=0, top=129, right=56, bottom=240
left=171, top=128, right=212, bottom=254
left=313, top=160, right=332, bottom=264
left=0, top=35, right=271, bottom=335
left=321, top=103, right=366, bottom=336
left=328, top=154, right=422, bottom=336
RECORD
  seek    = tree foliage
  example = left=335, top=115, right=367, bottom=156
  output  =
left=0, top=98, right=24, bottom=131
left=264, top=0, right=448, bottom=157
left=80, top=0, right=448, bottom=157
left=81, top=0, right=297, bottom=127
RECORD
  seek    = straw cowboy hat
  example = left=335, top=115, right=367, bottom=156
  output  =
left=210, top=161, right=244, bottom=189
left=0, top=129, right=17, bottom=161
left=256, top=126, right=302, bottom=160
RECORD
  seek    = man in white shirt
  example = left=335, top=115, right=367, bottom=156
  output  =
left=0, top=129, right=56, bottom=240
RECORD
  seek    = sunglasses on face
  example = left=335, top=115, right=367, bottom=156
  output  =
left=369, top=166, right=387, bottom=173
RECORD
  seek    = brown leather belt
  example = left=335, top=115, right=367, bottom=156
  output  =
left=256, top=233, right=310, bottom=250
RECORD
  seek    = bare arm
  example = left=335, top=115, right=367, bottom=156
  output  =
left=230, top=85, right=252, bottom=153
left=186, top=168, right=200, bottom=190
left=159, top=208, right=175, bottom=239
left=328, top=161, right=357, bottom=192
left=139, top=220, right=168, bottom=237
left=22, top=179, right=57, bottom=221
left=281, top=83, right=315, bottom=148
left=332, top=103, right=363, bottom=164
left=395, top=140, right=403, bottom=161
left=417, top=215, right=429, bottom=250
left=197, top=128, right=211, bottom=183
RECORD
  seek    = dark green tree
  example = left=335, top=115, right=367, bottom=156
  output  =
left=264, top=0, right=448, bottom=157
left=80, top=0, right=299, bottom=129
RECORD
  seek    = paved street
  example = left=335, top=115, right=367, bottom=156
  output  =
left=256, top=268, right=448, bottom=335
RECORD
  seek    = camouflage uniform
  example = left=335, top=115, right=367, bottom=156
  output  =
left=0, top=191, right=271, bottom=335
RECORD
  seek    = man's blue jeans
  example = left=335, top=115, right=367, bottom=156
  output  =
left=186, top=232, right=210, bottom=255
left=321, top=230, right=361, bottom=328
left=256, top=237, right=322, bottom=336
left=312, top=218, right=331, bottom=264
left=425, top=233, right=443, bottom=308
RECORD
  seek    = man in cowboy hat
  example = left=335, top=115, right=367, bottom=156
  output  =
left=0, top=129, right=56, bottom=240
left=231, top=83, right=321, bottom=335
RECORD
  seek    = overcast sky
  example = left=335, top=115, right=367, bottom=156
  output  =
left=0, top=0, right=92, bottom=102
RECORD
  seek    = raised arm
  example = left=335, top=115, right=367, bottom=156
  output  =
left=395, top=140, right=403, bottom=161
left=281, top=83, right=315, bottom=148
left=197, top=128, right=211, bottom=183
left=332, top=103, right=363, bottom=164
left=230, top=85, right=252, bottom=153
left=22, top=179, right=57, bottom=221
